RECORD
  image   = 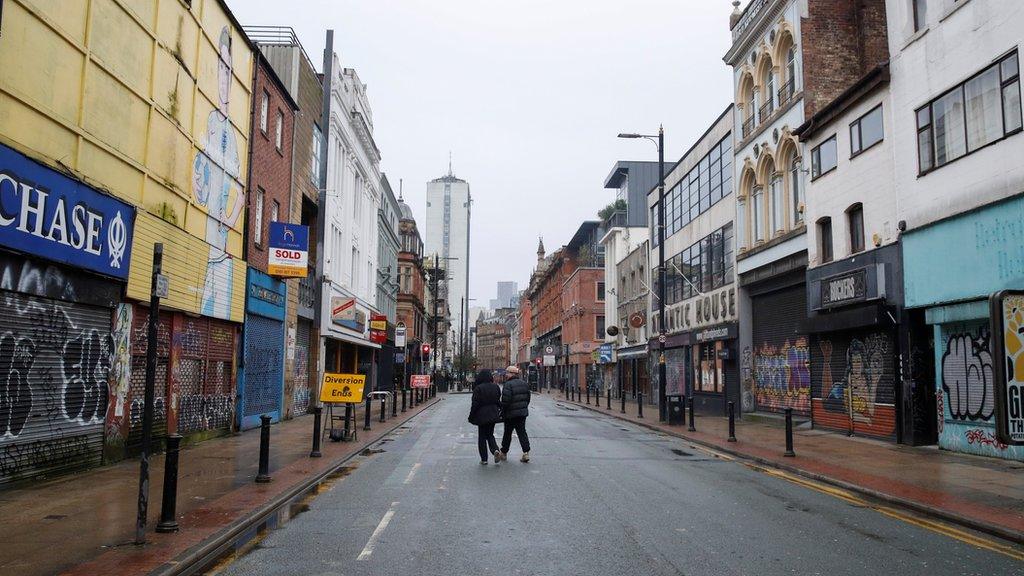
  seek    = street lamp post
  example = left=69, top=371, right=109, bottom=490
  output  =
left=618, top=127, right=667, bottom=423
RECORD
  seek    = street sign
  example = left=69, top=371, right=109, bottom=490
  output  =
left=544, top=345, right=555, bottom=355
left=411, top=374, right=431, bottom=389
left=990, top=291, right=1024, bottom=445
left=155, top=274, right=169, bottom=299
left=394, top=353, right=406, bottom=364
left=319, top=373, right=366, bottom=403
left=543, top=354, right=556, bottom=366
left=267, top=222, right=309, bottom=278
left=395, top=325, right=407, bottom=348
left=659, top=333, right=666, bottom=344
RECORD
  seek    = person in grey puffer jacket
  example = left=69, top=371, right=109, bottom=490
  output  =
left=497, top=365, right=532, bottom=462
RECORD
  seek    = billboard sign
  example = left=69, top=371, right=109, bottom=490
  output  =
left=990, top=291, right=1024, bottom=445
left=320, top=373, right=366, bottom=403
left=267, top=222, right=309, bottom=278
left=331, top=297, right=366, bottom=333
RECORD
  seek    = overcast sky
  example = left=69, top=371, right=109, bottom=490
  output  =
left=232, top=0, right=736, bottom=306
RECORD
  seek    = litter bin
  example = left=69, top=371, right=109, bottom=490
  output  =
left=667, top=396, right=685, bottom=425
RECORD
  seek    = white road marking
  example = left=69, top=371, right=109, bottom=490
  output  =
left=356, top=502, right=399, bottom=561
left=404, top=462, right=421, bottom=484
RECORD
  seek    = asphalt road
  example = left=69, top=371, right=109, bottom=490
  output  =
left=213, top=393, right=1023, bottom=576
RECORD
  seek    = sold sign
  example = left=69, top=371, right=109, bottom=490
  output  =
left=268, top=222, right=309, bottom=278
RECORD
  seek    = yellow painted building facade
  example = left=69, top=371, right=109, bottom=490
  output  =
left=0, top=0, right=252, bottom=321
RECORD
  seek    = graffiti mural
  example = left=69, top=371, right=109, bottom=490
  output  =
left=740, top=346, right=754, bottom=412
left=813, top=332, right=896, bottom=438
left=753, top=337, right=810, bottom=414
left=193, top=27, right=244, bottom=320
left=105, top=304, right=132, bottom=452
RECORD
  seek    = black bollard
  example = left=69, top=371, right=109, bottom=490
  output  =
left=310, top=407, right=323, bottom=458
left=380, top=395, right=386, bottom=422
left=344, top=404, right=353, bottom=441
left=728, top=401, right=737, bottom=442
left=687, top=396, right=696, bottom=432
left=621, top=389, right=626, bottom=414
left=637, top=392, right=644, bottom=419
left=256, top=415, right=272, bottom=483
left=586, top=386, right=590, bottom=405
left=155, top=434, right=182, bottom=533
left=784, top=408, right=796, bottom=457
left=392, top=390, right=398, bottom=417
left=401, top=387, right=407, bottom=412
left=364, top=395, right=372, bottom=431
left=607, top=388, right=611, bottom=410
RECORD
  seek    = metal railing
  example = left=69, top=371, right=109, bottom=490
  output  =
left=742, top=116, right=756, bottom=139
left=778, top=79, right=795, bottom=107
left=759, top=100, right=774, bottom=124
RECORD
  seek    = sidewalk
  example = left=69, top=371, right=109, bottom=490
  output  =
left=0, top=395, right=441, bottom=576
left=552, top=389, right=1024, bottom=544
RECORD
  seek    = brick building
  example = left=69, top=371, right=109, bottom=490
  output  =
left=561, top=222, right=607, bottom=393
left=397, top=196, right=427, bottom=378
left=476, top=309, right=512, bottom=373
left=526, top=239, right=574, bottom=389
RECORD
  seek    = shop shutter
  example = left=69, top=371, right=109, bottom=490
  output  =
left=127, top=305, right=171, bottom=454
left=0, top=293, right=112, bottom=484
left=810, top=329, right=897, bottom=439
left=751, top=285, right=811, bottom=415
left=242, top=314, right=284, bottom=429
left=290, top=319, right=312, bottom=416
left=177, top=317, right=235, bottom=435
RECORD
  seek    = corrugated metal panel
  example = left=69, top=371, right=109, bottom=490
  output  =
left=811, top=329, right=897, bottom=439
left=0, top=292, right=112, bottom=485
left=177, top=317, right=236, bottom=435
left=290, top=319, right=312, bottom=416
left=127, top=213, right=246, bottom=323
left=751, top=285, right=811, bottom=415
left=127, top=305, right=171, bottom=454
left=241, top=314, right=284, bottom=429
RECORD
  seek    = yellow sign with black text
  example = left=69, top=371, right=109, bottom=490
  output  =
left=320, top=373, right=367, bottom=404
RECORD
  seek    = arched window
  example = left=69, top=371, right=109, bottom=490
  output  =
left=790, top=156, right=803, bottom=224
left=766, top=70, right=776, bottom=113
left=770, top=172, right=783, bottom=234
left=787, top=46, right=797, bottom=86
left=752, top=186, right=765, bottom=242
left=748, top=83, right=759, bottom=124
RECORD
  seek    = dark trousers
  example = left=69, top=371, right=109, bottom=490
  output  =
left=478, top=423, right=498, bottom=461
left=501, top=416, right=531, bottom=453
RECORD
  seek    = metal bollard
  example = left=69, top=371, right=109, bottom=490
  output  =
left=637, top=392, right=644, bottom=419
left=392, top=390, right=398, bottom=417
left=401, top=387, right=407, bottom=412
left=310, top=407, right=323, bottom=458
left=687, top=396, right=696, bottom=432
left=621, top=389, right=626, bottom=414
left=364, top=395, right=372, bottom=431
left=607, top=388, right=611, bottom=410
left=728, top=401, right=737, bottom=442
left=586, top=386, right=590, bottom=405
left=343, top=404, right=353, bottom=441
left=156, top=434, right=182, bottom=533
left=784, top=408, right=796, bottom=457
left=256, top=415, right=272, bottom=483
left=380, top=396, right=386, bottom=422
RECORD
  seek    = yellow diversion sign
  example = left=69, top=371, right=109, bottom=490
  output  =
left=320, top=373, right=366, bottom=403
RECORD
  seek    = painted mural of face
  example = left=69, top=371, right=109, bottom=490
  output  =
left=217, top=28, right=232, bottom=112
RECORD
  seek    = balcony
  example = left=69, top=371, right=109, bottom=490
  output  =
left=758, top=100, right=774, bottom=124
left=602, top=210, right=628, bottom=229
left=742, top=116, right=756, bottom=139
left=778, top=79, right=795, bottom=108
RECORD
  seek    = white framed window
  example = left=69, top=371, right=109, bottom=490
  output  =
left=811, top=135, right=838, bottom=179
left=271, top=199, right=280, bottom=223
left=260, top=91, right=269, bottom=134
left=752, top=186, right=765, bottom=242
left=770, top=173, right=783, bottom=234
left=912, top=0, right=927, bottom=33
left=253, top=188, right=265, bottom=247
left=311, top=124, right=323, bottom=186
left=275, top=110, right=284, bottom=151
left=790, top=157, right=803, bottom=225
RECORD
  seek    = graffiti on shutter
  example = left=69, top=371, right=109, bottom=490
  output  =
left=291, top=319, right=311, bottom=416
left=176, top=317, right=235, bottom=434
left=811, top=330, right=897, bottom=439
left=127, top=305, right=170, bottom=453
left=751, top=285, right=811, bottom=415
left=242, top=314, right=284, bottom=427
left=0, top=292, right=112, bottom=484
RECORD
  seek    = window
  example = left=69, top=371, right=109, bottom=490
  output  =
left=275, top=110, right=284, bottom=150
left=790, top=157, right=803, bottom=224
left=917, top=51, right=1021, bottom=174
left=770, top=173, right=783, bottom=234
left=847, top=204, right=865, bottom=254
left=665, top=224, right=733, bottom=306
left=912, top=0, right=926, bottom=33
left=253, top=188, right=265, bottom=247
left=811, top=135, right=838, bottom=179
left=260, top=91, right=269, bottom=133
left=787, top=47, right=797, bottom=86
left=311, top=124, right=323, bottom=186
left=596, top=315, right=605, bottom=340
left=752, top=186, right=764, bottom=242
left=596, top=281, right=605, bottom=302
left=850, top=105, right=884, bottom=156
left=694, top=342, right=724, bottom=393
left=818, top=218, right=833, bottom=263
left=271, top=199, right=280, bottom=224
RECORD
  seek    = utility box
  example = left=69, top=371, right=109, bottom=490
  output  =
left=667, top=396, right=685, bottom=425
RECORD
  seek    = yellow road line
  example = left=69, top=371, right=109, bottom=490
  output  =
left=752, top=465, right=1024, bottom=561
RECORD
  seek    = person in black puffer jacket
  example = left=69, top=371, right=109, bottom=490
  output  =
left=469, top=370, right=502, bottom=464
left=497, top=365, right=532, bottom=462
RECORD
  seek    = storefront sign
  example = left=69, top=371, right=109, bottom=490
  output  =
left=395, top=352, right=406, bottom=364
left=695, top=323, right=737, bottom=343
left=665, top=286, right=737, bottom=332
left=249, top=283, right=284, bottom=307
left=331, top=297, right=366, bottom=333
left=820, top=268, right=867, bottom=309
left=267, top=222, right=309, bottom=278
left=598, top=343, right=614, bottom=363
left=990, top=290, right=1024, bottom=445
left=411, top=374, right=431, bottom=388
left=370, top=314, right=388, bottom=332
left=543, top=354, right=556, bottom=366
left=0, top=143, right=136, bottom=280
left=319, top=372, right=366, bottom=403
left=395, top=324, right=407, bottom=348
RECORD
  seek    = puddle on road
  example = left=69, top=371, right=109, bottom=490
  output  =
left=361, top=447, right=387, bottom=456
left=671, top=448, right=693, bottom=457
left=201, top=464, right=358, bottom=574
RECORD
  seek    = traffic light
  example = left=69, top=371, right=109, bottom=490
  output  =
left=421, top=343, right=431, bottom=361
left=534, top=357, right=541, bottom=365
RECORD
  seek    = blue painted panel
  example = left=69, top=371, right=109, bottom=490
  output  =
left=240, top=313, right=285, bottom=429
left=246, top=267, right=286, bottom=321
left=903, top=195, right=1024, bottom=308
left=0, top=143, right=135, bottom=279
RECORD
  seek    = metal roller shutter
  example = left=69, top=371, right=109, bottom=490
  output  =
left=178, top=318, right=235, bottom=435
left=290, top=319, right=312, bottom=416
left=127, top=306, right=171, bottom=454
left=751, top=285, right=811, bottom=415
left=242, top=314, right=284, bottom=429
left=0, top=293, right=112, bottom=485
left=811, top=329, right=897, bottom=439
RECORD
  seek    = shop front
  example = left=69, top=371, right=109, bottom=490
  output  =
left=324, top=295, right=380, bottom=397
left=690, top=323, right=740, bottom=415
left=240, top=268, right=287, bottom=429
left=903, top=195, right=1024, bottom=461
left=617, top=344, right=649, bottom=399
left=805, top=243, right=903, bottom=441
left=0, top=143, right=137, bottom=483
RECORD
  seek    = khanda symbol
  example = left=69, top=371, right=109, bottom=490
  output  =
left=108, top=211, right=127, bottom=268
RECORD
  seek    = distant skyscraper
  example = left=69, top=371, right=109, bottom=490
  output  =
left=496, top=281, right=518, bottom=308
left=425, top=166, right=471, bottom=346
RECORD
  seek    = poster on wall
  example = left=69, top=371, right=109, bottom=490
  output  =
left=990, top=290, right=1024, bottom=445
left=267, top=222, right=309, bottom=278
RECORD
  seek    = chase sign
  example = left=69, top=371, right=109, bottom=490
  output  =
left=0, top=144, right=134, bottom=280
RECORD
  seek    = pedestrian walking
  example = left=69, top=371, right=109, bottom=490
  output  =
left=468, top=370, right=502, bottom=465
left=497, top=365, right=532, bottom=463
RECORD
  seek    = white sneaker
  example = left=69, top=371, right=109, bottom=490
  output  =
left=520, top=452, right=530, bottom=463
left=493, top=450, right=503, bottom=462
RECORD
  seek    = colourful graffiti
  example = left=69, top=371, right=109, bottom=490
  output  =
left=753, top=337, right=810, bottom=414
left=941, top=329, right=994, bottom=422
left=105, top=304, right=132, bottom=450
left=965, top=428, right=1008, bottom=449
left=815, top=333, right=895, bottom=437
left=193, top=27, right=244, bottom=320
